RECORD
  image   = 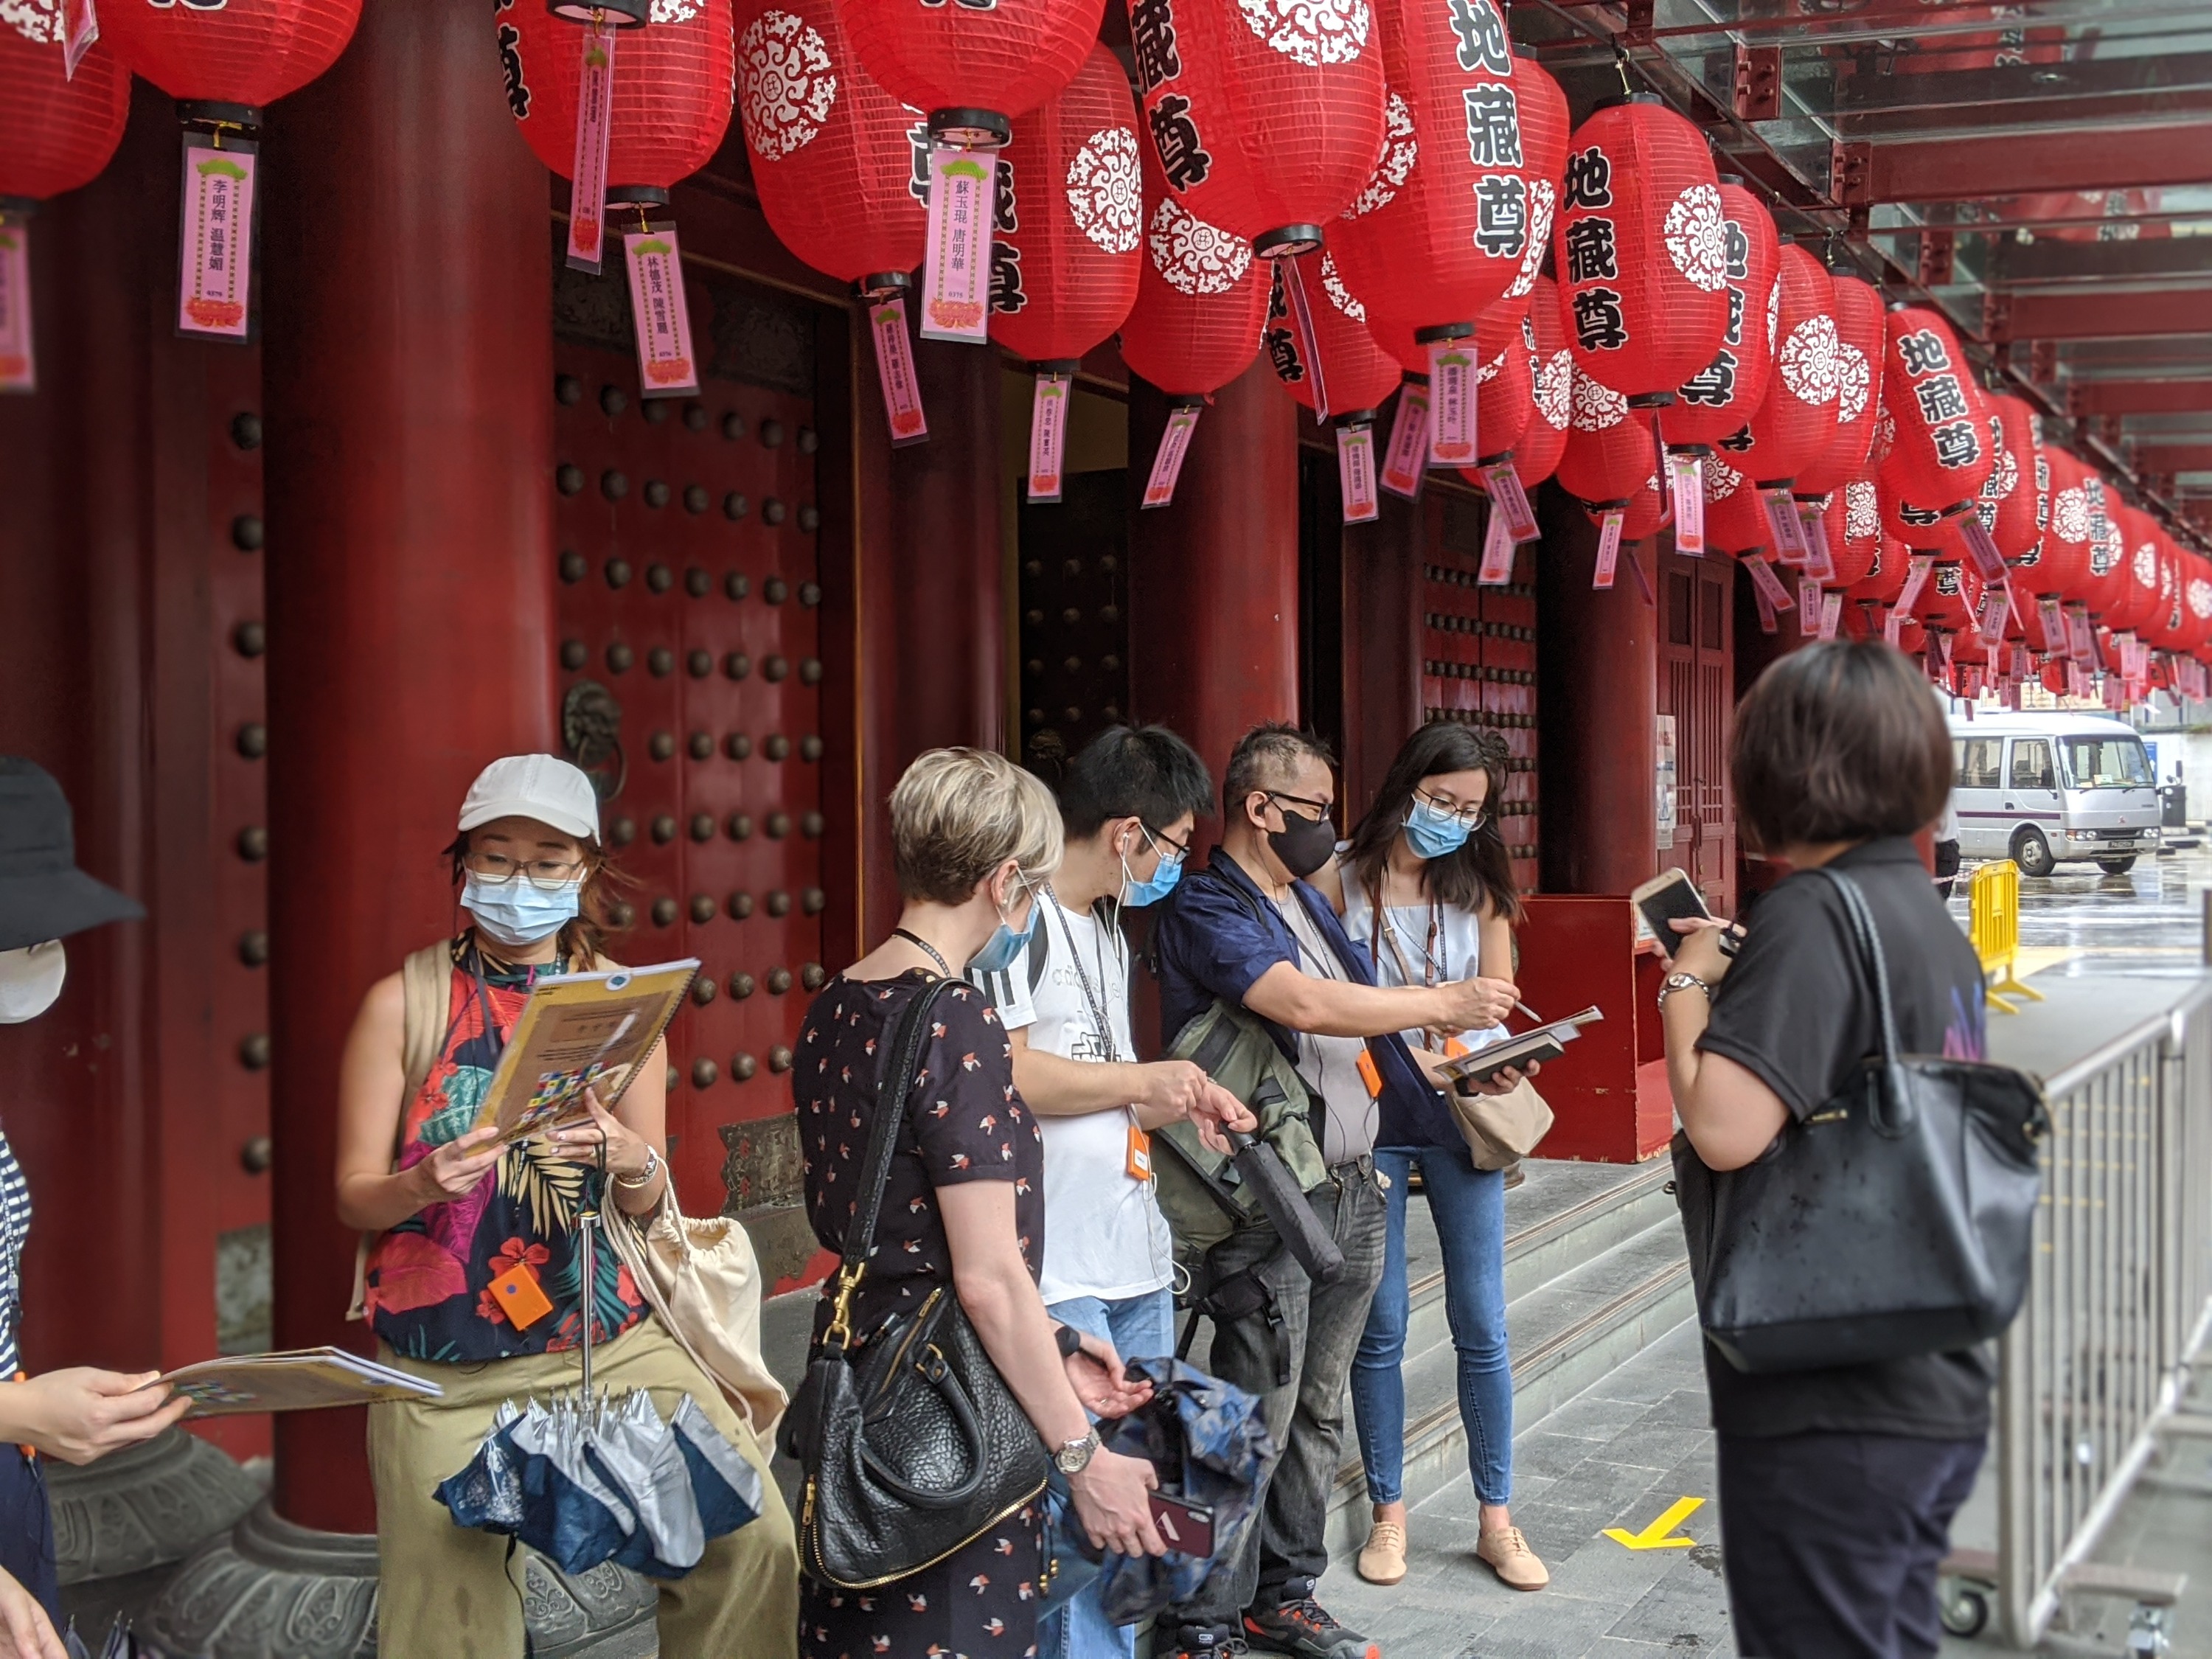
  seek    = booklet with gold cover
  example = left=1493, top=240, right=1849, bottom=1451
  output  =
left=159, top=1348, right=444, bottom=1416
left=467, top=959, right=699, bottom=1147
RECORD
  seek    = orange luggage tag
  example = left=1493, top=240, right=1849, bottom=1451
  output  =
left=1355, top=1048, right=1384, bottom=1099
left=1126, top=1123, right=1153, bottom=1182
left=489, top=1262, right=555, bottom=1329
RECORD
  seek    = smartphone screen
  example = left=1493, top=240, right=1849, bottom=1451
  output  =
left=1149, top=1492, right=1216, bottom=1558
left=1632, top=869, right=1710, bottom=947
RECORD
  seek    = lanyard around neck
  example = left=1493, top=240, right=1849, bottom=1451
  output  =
left=1043, top=886, right=1123, bottom=1065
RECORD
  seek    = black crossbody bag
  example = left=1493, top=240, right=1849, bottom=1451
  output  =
left=778, top=976, right=1050, bottom=1587
left=1672, top=867, right=2049, bottom=1374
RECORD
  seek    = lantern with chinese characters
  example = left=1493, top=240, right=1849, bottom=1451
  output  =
left=1848, top=535, right=1913, bottom=609
left=1880, top=304, right=1994, bottom=523
left=1119, top=144, right=1266, bottom=507
left=990, top=44, right=1141, bottom=504
left=1657, top=181, right=1778, bottom=453
left=2067, top=468, right=2128, bottom=619
left=1914, top=557, right=1975, bottom=632
left=1124, top=0, right=1383, bottom=257
left=1703, top=456, right=1771, bottom=555
left=0, top=19, right=132, bottom=392
left=1267, top=254, right=1399, bottom=415
left=1983, top=394, right=2046, bottom=560
left=1472, top=305, right=1536, bottom=464
left=1619, top=468, right=1670, bottom=540
left=2023, top=447, right=2094, bottom=605
left=1730, top=247, right=1840, bottom=488
left=735, top=0, right=931, bottom=439
left=2104, top=506, right=2166, bottom=638
left=1551, top=94, right=1728, bottom=403
left=1557, top=370, right=1655, bottom=516
left=1510, top=276, right=1573, bottom=491
left=1832, top=476, right=1882, bottom=585
left=1795, top=265, right=1885, bottom=499
left=2182, top=556, right=2212, bottom=660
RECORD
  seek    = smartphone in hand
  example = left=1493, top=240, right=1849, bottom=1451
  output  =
left=1148, top=1492, right=1217, bottom=1558
left=1630, top=868, right=1710, bottom=948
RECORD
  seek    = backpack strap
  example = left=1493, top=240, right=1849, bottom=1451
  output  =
left=397, top=940, right=453, bottom=1132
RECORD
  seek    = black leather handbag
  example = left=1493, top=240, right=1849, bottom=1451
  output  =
left=1672, top=868, right=2049, bottom=1374
left=779, top=975, right=1051, bottom=1588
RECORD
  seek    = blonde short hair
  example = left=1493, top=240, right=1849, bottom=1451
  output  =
left=891, top=748, right=1062, bottom=905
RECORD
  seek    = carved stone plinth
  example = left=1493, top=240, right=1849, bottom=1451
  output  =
left=51, top=1429, right=264, bottom=1635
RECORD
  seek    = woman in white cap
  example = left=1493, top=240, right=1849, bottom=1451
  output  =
left=333, top=754, right=797, bottom=1659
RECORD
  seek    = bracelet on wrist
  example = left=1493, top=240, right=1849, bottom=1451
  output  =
left=615, top=1146, right=661, bottom=1189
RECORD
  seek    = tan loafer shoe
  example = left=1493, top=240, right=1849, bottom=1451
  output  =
left=1476, top=1525, right=1549, bottom=1591
left=1357, top=1520, right=1408, bottom=1586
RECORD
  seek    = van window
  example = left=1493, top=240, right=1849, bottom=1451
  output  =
left=1957, top=737, right=2003, bottom=790
left=2060, top=735, right=2152, bottom=790
left=2010, top=739, right=2054, bottom=791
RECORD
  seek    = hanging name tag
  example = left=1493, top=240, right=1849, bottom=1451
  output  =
left=489, top=1261, right=555, bottom=1330
left=1752, top=579, right=1777, bottom=635
left=566, top=15, right=617, bottom=273
left=177, top=136, right=256, bottom=341
left=0, top=221, right=32, bottom=394
left=1798, top=577, right=1823, bottom=634
left=1380, top=381, right=1430, bottom=500
left=1484, top=461, right=1540, bottom=543
left=920, top=145, right=994, bottom=343
left=1144, top=403, right=1202, bottom=508
left=1800, top=503, right=1834, bottom=579
left=1336, top=420, right=1379, bottom=524
left=1896, top=554, right=1934, bottom=616
left=1282, top=256, right=1330, bottom=422
left=1026, top=369, right=1071, bottom=504
left=1745, top=552, right=1795, bottom=614
left=1820, top=591, right=1843, bottom=641
left=1126, top=1124, right=1152, bottom=1183
left=1883, top=604, right=1905, bottom=647
left=1427, top=341, right=1475, bottom=467
left=623, top=222, right=699, bottom=397
left=1477, top=504, right=1516, bottom=585
left=2066, top=605, right=2096, bottom=664
left=63, top=0, right=99, bottom=79
left=1955, top=513, right=2008, bottom=580
left=1978, top=582, right=2012, bottom=642
left=2036, top=596, right=2064, bottom=647
left=1593, top=509, right=1624, bottom=589
left=1933, top=627, right=1953, bottom=669
left=1667, top=453, right=1706, bottom=556
left=870, top=295, right=928, bottom=446
left=1764, top=490, right=1809, bottom=563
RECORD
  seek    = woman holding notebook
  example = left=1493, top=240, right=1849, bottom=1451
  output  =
left=332, top=754, right=798, bottom=1658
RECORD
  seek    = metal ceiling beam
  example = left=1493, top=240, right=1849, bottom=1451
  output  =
left=1834, top=124, right=2212, bottom=206
left=2134, top=445, right=2212, bottom=475
left=1833, top=53, right=2212, bottom=138
left=1983, top=237, right=2212, bottom=288
left=2069, top=380, right=2212, bottom=416
left=1987, top=287, right=2212, bottom=343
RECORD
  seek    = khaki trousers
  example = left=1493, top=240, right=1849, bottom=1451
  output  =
left=368, top=1317, right=799, bottom=1659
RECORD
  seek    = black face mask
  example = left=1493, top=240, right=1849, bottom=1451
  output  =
left=1267, top=807, right=1338, bottom=880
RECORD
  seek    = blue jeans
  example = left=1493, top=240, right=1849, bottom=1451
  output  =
left=1041, top=1286, right=1176, bottom=1659
left=1349, top=1145, right=1513, bottom=1507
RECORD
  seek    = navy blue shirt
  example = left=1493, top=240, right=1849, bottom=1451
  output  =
left=1152, top=851, right=1454, bottom=1153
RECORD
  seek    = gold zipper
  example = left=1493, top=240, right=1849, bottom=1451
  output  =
left=801, top=1475, right=1050, bottom=1590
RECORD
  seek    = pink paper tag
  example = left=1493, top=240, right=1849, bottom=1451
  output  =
left=63, top=0, right=99, bottom=79
left=1026, top=370, right=1071, bottom=504
left=1978, top=583, right=2011, bottom=641
left=1627, top=545, right=1656, bottom=608
left=1668, top=453, right=1706, bottom=556
left=1478, top=504, right=1516, bottom=584
left=1282, top=257, right=1329, bottom=422
left=1380, top=383, right=1430, bottom=500
left=1766, top=490, right=1809, bottom=563
left=1955, top=512, right=2007, bottom=580
left=1933, top=627, right=1953, bottom=669
left=1428, top=340, right=1475, bottom=467
left=1143, top=404, right=1202, bottom=509
left=1820, top=591, right=1843, bottom=641
left=2067, top=661, right=2087, bottom=698
left=177, top=138, right=255, bottom=341
left=870, top=294, right=928, bottom=446
left=2011, top=645, right=2032, bottom=680
left=920, top=145, right=995, bottom=344
left=1798, top=577, right=1823, bottom=633
left=1896, top=554, right=1934, bottom=616
left=2004, top=677, right=2022, bottom=711
left=1747, top=554, right=1795, bottom=613
left=623, top=222, right=699, bottom=397
left=0, top=221, right=32, bottom=394
left=2036, top=597, right=2063, bottom=645
left=1800, top=507, right=1835, bottom=580
left=1336, top=421, right=1378, bottom=524
left=1484, top=462, right=1540, bottom=543
left=566, top=15, right=617, bottom=273
left=1753, top=580, right=1777, bottom=634
left=2066, top=604, right=2096, bottom=664
left=1883, top=605, right=1905, bottom=647
left=2103, top=676, right=2124, bottom=711
left=1593, top=509, right=1624, bottom=589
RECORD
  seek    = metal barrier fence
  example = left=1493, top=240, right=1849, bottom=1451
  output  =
left=1989, top=978, right=2212, bottom=1646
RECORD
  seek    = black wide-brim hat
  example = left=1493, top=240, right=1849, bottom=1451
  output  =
left=0, top=758, right=145, bottom=953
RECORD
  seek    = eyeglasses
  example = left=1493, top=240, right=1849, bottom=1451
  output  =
left=1140, top=823, right=1192, bottom=869
left=1262, top=790, right=1333, bottom=824
left=464, top=850, right=588, bottom=891
left=1412, top=788, right=1488, bottom=831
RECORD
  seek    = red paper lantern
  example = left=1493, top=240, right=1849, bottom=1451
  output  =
left=0, top=25, right=131, bottom=202
left=1118, top=145, right=1265, bottom=397
left=1848, top=533, right=1912, bottom=607
left=1821, top=476, right=1879, bottom=590
left=735, top=0, right=928, bottom=291
left=1125, top=0, right=1382, bottom=255
left=2104, top=506, right=2166, bottom=636
left=2028, top=448, right=2096, bottom=602
left=2181, top=556, right=2212, bottom=656
left=990, top=44, right=1141, bottom=364
left=1795, top=265, right=1885, bottom=498
left=1556, top=369, right=1655, bottom=511
left=2066, top=467, right=2128, bottom=617
left=1267, top=254, right=1399, bottom=414
left=1472, top=308, right=1534, bottom=463
left=1551, top=94, right=1728, bottom=402
left=1983, top=394, right=2046, bottom=561
left=846, top=0, right=1100, bottom=127
left=1511, top=274, right=1572, bottom=490
left=1914, top=557, right=1974, bottom=631
left=1880, top=304, right=1993, bottom=517
left=101, top=0, right=359, bottom=108
left=1703, top=456, right=1770, bottom=554
left=507, top=0, right=734, bottom=195
left=1656, top=181, right=1777, bottom=453
left=2142, top=537, right=2188, bottom=652
left=1618, top=465, right=1670, bottom=540
left=1726, top=244, right=1839, bottom=489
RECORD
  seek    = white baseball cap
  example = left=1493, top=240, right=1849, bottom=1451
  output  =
left=457, top=754, right=601, bottom=842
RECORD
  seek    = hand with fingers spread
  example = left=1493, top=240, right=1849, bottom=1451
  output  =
left=1068, top=1447, right=1166, bottom=1558
left=0, top=1367, right=192, bottom=1467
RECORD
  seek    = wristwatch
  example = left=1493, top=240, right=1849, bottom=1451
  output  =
left=1054, top=1430, right=1101, bottom=1477
left=1658, top=971, right=1711, bottom=1011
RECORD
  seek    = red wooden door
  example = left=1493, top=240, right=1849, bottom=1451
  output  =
left=1658, top=550, right=1736, bottom=913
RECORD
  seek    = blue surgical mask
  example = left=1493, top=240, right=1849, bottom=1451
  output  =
left=1403, top=798, right=1472, bottom=860
left=1119, top=830, right=1186, bottom=909
left=464, top=872, right=582, bottom=949
left=967, top=895, right=1038, bottom=975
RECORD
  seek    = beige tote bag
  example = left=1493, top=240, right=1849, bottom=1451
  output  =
left=1450, top=1076, right=1554, bottom=1172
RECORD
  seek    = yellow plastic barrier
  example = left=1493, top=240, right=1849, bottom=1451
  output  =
left=1969, top=859, right=2045, bottom=1015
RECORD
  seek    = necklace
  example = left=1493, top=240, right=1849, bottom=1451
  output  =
left=891, top=927, right=950, bottom=978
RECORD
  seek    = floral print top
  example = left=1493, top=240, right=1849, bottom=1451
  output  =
left=365, top=939, right=647, bottom=1363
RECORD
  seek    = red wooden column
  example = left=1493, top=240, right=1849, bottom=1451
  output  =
left=1127, top=360, right=1301, bottom=804
left=260, top=0, right=556, bottom=1533
left=1338, top=495, right=1425, bottom=814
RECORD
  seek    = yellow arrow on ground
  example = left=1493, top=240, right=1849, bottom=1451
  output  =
left=1603, top=1496, right=1705, bottom=1551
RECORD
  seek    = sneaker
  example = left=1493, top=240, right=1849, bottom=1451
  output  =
left=1156, top=1624, right=1250, bottom=1659
left=1356, top=1519, right=1407, bottom=1586
left=1242, top=1578, right=1380, bottom=1659
left=1476, top=1524, right=1550, bottom=1591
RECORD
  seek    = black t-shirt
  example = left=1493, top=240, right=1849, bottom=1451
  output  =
left=1694, top=837, right=1995, bottom=1441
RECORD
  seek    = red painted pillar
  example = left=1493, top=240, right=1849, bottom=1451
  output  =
left=1127, top=360, right=1301, bottom=807
left=1338, top=495, right=1425, bottom=816
left=260, top=0, right=556, bottom=1533
left=1536, top=485, right=1660, bottom=896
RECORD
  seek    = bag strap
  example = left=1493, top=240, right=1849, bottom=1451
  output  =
left=397, top=941, right=453, bottom=1130
left=820, top=975, right=961, bottom=1354
left=1812, top=867, right=1901, bottom=1064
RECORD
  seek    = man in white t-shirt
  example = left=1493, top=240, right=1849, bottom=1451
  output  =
left=973, top=726, right=1252, bottom=1659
